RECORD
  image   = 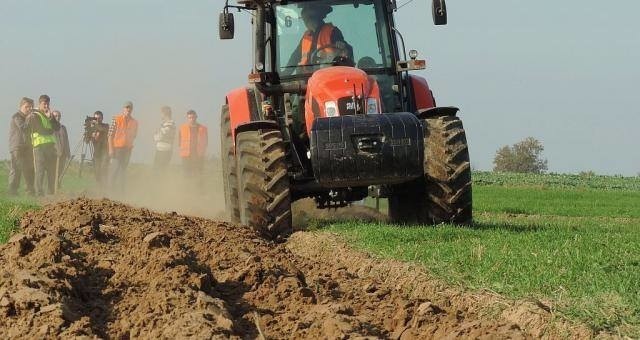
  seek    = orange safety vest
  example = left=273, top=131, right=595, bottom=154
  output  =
left=112, top=114, right=138, bottom=148
left=179, top=123, right=208, bottom=158
left=300, top=23, right=335, bottom=65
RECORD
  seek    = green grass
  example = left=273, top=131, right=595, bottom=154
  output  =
left=0, top=160, right=91, bottom=242
left=0, top=198, right=38, bottom=243
left=475, top=185, right=640, bottom=218
left=328, top=172, right=640, bottom=336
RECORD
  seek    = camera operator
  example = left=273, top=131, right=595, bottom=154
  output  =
left=89, top=111, right=110, bottom=190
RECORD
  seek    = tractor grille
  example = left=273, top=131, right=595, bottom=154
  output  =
left=337, top=97, right=362, bottom=115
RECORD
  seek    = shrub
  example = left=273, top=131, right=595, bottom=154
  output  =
left=579, top=171, right=596, bottom=178
left=493, top=137, right=548, bottom=174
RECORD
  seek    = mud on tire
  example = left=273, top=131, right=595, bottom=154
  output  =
left=389, top=115, right=472, bottom=225
left=221, top=105, right=240, bottom=222
left=236, top=128, right=292, bottom=239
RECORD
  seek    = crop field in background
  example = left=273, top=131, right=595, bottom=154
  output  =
left=1, top=164, right=639, bottom=336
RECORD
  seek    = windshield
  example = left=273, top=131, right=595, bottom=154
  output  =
left=275, top=0, right=393, bottom=77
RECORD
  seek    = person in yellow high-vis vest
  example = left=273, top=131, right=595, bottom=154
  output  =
left=26, top=95, right=60, bottom=196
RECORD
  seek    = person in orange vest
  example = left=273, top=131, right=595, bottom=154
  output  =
left=108, top=101, right=138, bottom=194
left=178, top=110, right=208, bottom=184
left=283, top=4, right=353, bottom=76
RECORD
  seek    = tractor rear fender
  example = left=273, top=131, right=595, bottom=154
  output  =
left=409, top=75, right=436, bottom=111
left=234, top=120, right=280, bottom=139
left=409, top=75, right=460, bottom=119
left=416, top=106, right=460, bottom=119
left=226, top=87, right=262, bottom=141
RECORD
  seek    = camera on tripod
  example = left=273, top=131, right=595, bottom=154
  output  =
left=83, top=116, right=99, bottom=142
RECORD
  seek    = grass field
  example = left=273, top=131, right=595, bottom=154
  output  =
left=1, top=164, right=639, bottom=336
left=0, top=160, right=91, bottom=242
left=327, top=172, right=640, bottom=336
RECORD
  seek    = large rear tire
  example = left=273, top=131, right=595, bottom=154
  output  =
left=221, top=105, right=240, bottom=222
left=389, top=115, right=472, bottom=225
left=236, top=129, right=292, bottom=239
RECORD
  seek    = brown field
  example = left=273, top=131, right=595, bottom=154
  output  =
left=0, top=198, right=595, bottom=339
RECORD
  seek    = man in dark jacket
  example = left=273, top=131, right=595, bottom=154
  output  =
left=7, top=97, right=35, bottom=196
left=52, top=110, right=70, bottom=188
left=90, top=111, right=110, bottom=190
left=27, top=94, right=60, bottom=196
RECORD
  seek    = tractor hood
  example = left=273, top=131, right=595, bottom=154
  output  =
left=304, top=66, right=381, bottom=135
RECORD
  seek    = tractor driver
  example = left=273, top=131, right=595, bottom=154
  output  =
left=283, top=4, right=353, bottom=76
left=283, top=4, right=354, bottom=139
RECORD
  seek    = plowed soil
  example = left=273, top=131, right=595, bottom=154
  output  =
left=0, top=198, right=589, bottom=339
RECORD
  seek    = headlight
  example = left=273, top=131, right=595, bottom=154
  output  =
left=366, top=98, right=380, bottom=114
left=325, top=101, right=338, bottom=117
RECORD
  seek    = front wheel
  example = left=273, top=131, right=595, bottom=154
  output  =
left=220, top=105, right=240, bottom=222
left=236, top=129, right=292, bottom=239
left=389, top=115, right=472, bottom=225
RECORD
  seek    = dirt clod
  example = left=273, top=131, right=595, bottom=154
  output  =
left=143, top=231, right=170, bottom=248
left=7, top=234, right=32, bottom=257
left=417, top=301, right=442, bottom=316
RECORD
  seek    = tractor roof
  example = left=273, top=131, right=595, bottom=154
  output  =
left=235, top=0, right=378, bottom=10
left=237, top=0, right=338, bottom=6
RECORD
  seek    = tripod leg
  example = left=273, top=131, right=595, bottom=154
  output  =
left=59, top=155, right=75, bottom=185
left=79, top=141, right=86, bottom=178
left=68, top=136, right=85, bottom=179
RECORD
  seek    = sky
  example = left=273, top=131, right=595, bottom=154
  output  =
left=1, top=0, right=638, bottom=175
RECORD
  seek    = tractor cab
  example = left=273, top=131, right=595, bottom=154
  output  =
left=220, top=0, right=446, bottom=115
left=218, top=0, right=472, bottom=240
left=275, top=1, right=403, bottom=137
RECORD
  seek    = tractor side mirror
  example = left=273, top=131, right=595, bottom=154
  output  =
left=219, top=12, right=235, bottom=40
left=432, top=0, right=447, bottom=25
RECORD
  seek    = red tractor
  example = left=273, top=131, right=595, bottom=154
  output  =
left=219, top=0, right=471, bottom=239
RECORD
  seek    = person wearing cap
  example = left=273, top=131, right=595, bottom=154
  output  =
left=153, top=106, right=176, bottom=172
left=7, top=97, right=36, bottom=196
left=108, top=101, right=138, bottom=194
left=178, top=110, right=208, bottom=187
left=91, top=111, right=110, bottom=190
left=283, top=4, right=353, bottom=75
left=27, top=94, right=60, bottom=196
left=52, top=110, right=70, bottom=188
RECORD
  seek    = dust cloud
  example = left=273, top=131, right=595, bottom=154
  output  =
left=292, top=198, right=388, bottom=230
left=102, top=166, right=387, bottom=227
left=96, top=160, right=226, bottom=220
left=73, top=153, right=388, bottom=227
